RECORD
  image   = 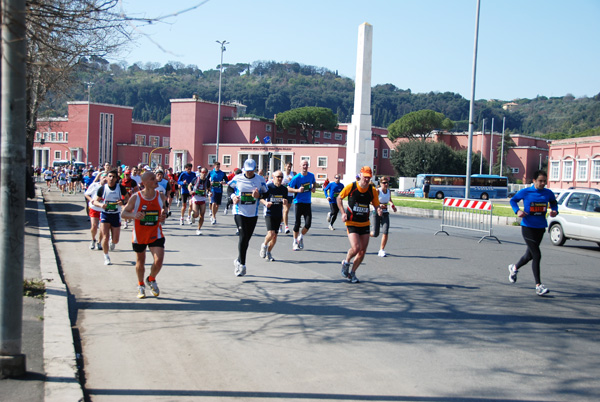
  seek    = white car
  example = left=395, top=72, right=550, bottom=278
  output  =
left=548, top=188, right=600, bottom=248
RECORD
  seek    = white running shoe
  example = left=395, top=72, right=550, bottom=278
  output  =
left=341, top=261, right=350, bottom=278
left=329, top=224, right=334, bottom=231
left=190, top=216, right=195, bottom=224
left=266, top=252, right=274, bottom=261
left=89, top=240, right=96, bottom=250
left=327, top=212, right=331, bottom=223
left=103, top=254, right=112, bottom=266
left=234, top=259, right=246, bottom=277
left=297, top=237, right=304, bottom=250
left=536, top=284, right=549, bottom=296
left=212, top=219, right=217, bottom=225
left=260, top=244, right=268, bottom=258
left=196, top=229, right=202, bottom=235
left=508, top=264, right=518, bottom=283
left=109, top=242, right=115, bottom=251
left=279, top=224, right=283, bottom=233
left=223, top=209, right=228, bottom=215
left=180, top=217, right=184, bottom=226
left=284, top=226, right=290, bottom=234
left=293, top=240, right=300, bottom=251
left=145, top=277, right=160, bottom=297
left=137, top=285, right=146, bottom=299
left=209, top=210, right=212, bottom=216
left=378, top=249, right=387, bottom=257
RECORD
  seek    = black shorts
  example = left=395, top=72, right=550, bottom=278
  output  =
left=132, top=237, right=165, bottom=253
left=210, top=192, right=223, bottom=205
left=346, top=225, right=370, bottom=235
left=265, top=215, right=282, bottom=231
left=182, top=193, right=192, bottom=204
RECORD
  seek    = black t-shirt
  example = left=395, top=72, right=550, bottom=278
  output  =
left=263, top=183, right=288, bottom=217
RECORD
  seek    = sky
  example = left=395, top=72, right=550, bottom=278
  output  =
left=114, top=0, right=600, bottom=101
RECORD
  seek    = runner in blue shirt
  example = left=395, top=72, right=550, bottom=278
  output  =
left=323, top=174, right=345, bottom=230
left=287, top=160, right=316, bottom=250
left=209, top=161, right=227, bottom=225
left=177, top=163, right=196, bottom=225
left=508, top=170, right=558, bottom=296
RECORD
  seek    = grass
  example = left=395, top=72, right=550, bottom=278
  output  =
left=23, top=279, right=46, bottom=300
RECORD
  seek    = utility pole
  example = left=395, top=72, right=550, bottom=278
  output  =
left=85, top=82, right=93, bottom=165
left=489, top=117, right=494, bottom=175
left=215, top=40, right=229, bottom=164
left=0, top=0, right=28, bottom=377
left=465, top=0, right=481, bottom=199
left=480, top=118, right=485, bottom=174
left=500, top=117, right=506, bottom=175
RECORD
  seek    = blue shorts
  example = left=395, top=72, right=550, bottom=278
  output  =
left=210, top=192, right=222, bottom=205
left=100, top=212, right=121, bottom=227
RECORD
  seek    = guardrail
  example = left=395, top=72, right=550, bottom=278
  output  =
left=434, top=197, right=500, bottom=243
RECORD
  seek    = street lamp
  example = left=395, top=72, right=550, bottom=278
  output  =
left=85, top=82, right=93, bottom=165
left=215, top=40, right=229, bottom=165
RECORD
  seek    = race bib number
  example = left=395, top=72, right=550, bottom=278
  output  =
left=240, top=192, right=255, bottom=205
left=195, top=189, right=206, bottom=196
left=529, top=202, right=548, bottom=216
left=105, top=202, right=119, bottom=211
left=271, top=195, right=284, bottom=204
left=333, top=192, right=340, bottom=198
left=212, top=182, right=222, bottom=188
left=352, top=203, right=369, bottom=216
left=140, top=210, right=159, bottom=226
left=303, top=182, right=311, bottom=191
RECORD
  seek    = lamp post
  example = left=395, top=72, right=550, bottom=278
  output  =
left=85, top=82, right=93, bottom=165
left=465, top=0, right=481, bottom=199
left=215, top=40, right=229, bottom=165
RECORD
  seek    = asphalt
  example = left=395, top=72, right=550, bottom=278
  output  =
left=2, top=186, right=600, bottom=402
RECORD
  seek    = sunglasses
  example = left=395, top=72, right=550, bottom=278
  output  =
left=274, top=175, right=283, bottom=178
left=381, top=182, right=389, bottom=184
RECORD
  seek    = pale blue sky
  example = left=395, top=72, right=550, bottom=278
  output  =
left=115, top=0, right=600, bottom=101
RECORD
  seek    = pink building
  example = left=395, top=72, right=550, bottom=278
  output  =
left=547, top=136, right=600, bottom=190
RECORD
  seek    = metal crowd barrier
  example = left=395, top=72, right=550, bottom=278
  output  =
left=434, top=197, right=500, bottom=243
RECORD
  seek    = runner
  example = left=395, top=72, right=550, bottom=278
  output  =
left=57, top=169, right=67, bottom=196
left=281, top=162, right=294, bottom=234
left=287, top=160, right=316, bottom=251
left=209, top=162, right=227, bottom=224
left=84, top=174, right=107, bottom=251
left=166, top=167, right=178, bottom=216
left=188, top=167, right=211, bottom=235
left=370, top=177, right=397, bottom=257
left=120, top=169, right=140, bottom=229
left=323, top=174, right=345, bottom=230
left=43, top=166, right=53, bottom=192
left=229, top=159, right=268, bottom=276
left=155, top=170, right=171, bottom=217
left=337, top=166, right=382, bottom=283
left=259, top=170, right=288, bottom=262
left=93, top=169, right=130, bottom=265
left=177, top=163, right=196, bottom=226
left=508, top=170, right=558, bottom=296
left=130, top=166, right=142, bottom=187
left=225, top=168, right=241, bottom=215
left=121, top=171, right=167, bottom=299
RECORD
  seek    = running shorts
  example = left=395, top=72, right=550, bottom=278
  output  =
left=132, top=237, right=165, bottom=253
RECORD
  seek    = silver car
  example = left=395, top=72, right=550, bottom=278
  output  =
left=548, top=188, right=600, bottom=248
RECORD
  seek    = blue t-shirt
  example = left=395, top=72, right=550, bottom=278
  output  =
left=177, top=171, right=197, bottom=195
left=82, top=175, right=95, bottom=188
left=324, top=182, right=345, bottom=204
left=289, top=172, right=316, bottom=204
left=510, top=186, right=558, bottom=228
left=209, top=169, right=227, bottom=193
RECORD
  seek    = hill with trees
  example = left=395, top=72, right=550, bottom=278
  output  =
left=40, top=58, right=600, bottom=138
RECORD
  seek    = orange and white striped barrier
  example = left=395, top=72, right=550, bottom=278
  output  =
left=435, top=197, right=500, bottom=243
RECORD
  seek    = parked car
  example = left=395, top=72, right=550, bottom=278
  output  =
left=548, top=188, right=600, bottom=248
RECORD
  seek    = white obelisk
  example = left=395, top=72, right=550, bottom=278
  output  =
left=344, top=22, right=374, bottom=183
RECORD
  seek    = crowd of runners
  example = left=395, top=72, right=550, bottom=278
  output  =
left=46, top=160, right=556, bottom=299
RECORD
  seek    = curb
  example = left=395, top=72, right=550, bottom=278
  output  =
left=36, top=190, right=85, bottom=402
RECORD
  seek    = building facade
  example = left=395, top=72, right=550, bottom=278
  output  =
left=547, top=136, right=600, bottom=190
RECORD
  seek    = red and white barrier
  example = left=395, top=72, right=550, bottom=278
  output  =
left=443, top=197, right=492, bottom=211
left=435, top=197, right=500, bottom=243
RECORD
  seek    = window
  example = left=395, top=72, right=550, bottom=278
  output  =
left=566, top=193, right=585, bottom=211
left=585, top=194, right=600, bottom=213
left=275, top=138, right=283, bottom=144
left=323, top=131, right=331, bottom=139
left=65, top=132, right=68, bottom=142
left=373, top=165, right=377, bottom=173
left=288, top=128, right=296, bottom=135
left=576, top=159, right=588, bottom=181
left=374, top=149, right=378, bottom=158
left=57, top=132, right=63, bottom=141
left=510, top=168, right=519, bottom=174
left=299, top=140, right=307, bottom=144
left=164, top=154, right=170, bottom=165
left=43, top=132, right=49, bottom=140
left=317, top=173, right=327, bottom=180
left=317, top=157, right=327, bottom=168
left=563, top=160, right=573, bottom=181
left=314, top=131, right=320, bottom=138
left=163, top=137, right=170, bottom=148
left=550, top=161, right=560, bottom=181
left=50, top=132, right=56, bottom=141
left=36, top=132, right=41, bottom=141
left=151, top=153, right=162, bottom=167
left=301, top=156, right=310, bottom=166
left=208, top=154, right=217, bottom=165
left=142, top=152, right=149, bottom=164
left=382, top=149, right=389, bottom=159
left=335, top=133, right=343, bottom=141
left=149, top=136, right=160, bottom=148
left=223, top=155, right=231, bottom=165
left=592, top=159, right=600, bottom=181
left=287, top=139, right=296, bottom=144
left=265, top=124, right=272, bottom=132
left=54, top=151, right=61, bottom=159
left=135, top=134, right=146, bottom=146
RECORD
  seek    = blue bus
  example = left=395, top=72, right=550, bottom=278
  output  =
left=415, top=174, right=509, bottom=200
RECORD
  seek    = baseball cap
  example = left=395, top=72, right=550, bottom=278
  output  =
left=243, top=159, right=256, bottom=172
left=360, top=166, right=373, bottom=177
left=197, top=165, right=202, bottom=169
left=124, top=169, right=131, bottom=174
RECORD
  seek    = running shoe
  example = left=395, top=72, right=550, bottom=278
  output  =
left=329, top=224, right=335, bottom=231
left=180, top=217, right=184, bottom=226
left=190, top=216, right=195, bottom=225
left=234, top=259, right=246, bottom=277
left=349, top=272, right=360, bottom=284
left=260, top=244, right=268, bottom=258
left=196, top=229, right=203, bottom=235
left=235, top=229, right=240, bottom=235
left=122, top=221, right=128, bottom=229
left=266, top=252, right=274, bottom=261
left=378, top=249, right=387, bottom=257
left=97, top=242, right=102, bottom=251
left=279, top=224, right=283, bottom=233
left=212, top=219, right=217, bottom=225
left=341, top=260, right=350, bottom=278
left=89, top=240, right=96, bottom=250
left=327, top=212, right=331, bottom=223
left=293, top=240, right=300, bottom=251
left=137, top=285, right=146, bottom=299
left=145, top=277, right=160, bottom=297
left=536, top=284, right=549, bottom=296
left=284, top=226, right=290, bottom=234
left=109, top=242, right=115, bottom=251
left=209, top=210, right=212, bottom=216
left=223, top=209, right=228, bottom=215
left=508, top=264, right=518, bottom=283
left=103, top=254, right=111, bottom=266
left=297, top=237, right=304, bottom=250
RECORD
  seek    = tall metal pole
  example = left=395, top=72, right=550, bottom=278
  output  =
left=480, top=118, right=485, bottom=174
left=500, top=117, right=506, bottom=175
left=215, top=40, right=229, bottom=164
left=465, top=0, right=481, bottom=199
left=489, top=117, right=494, bottom=174
left=85, top=82, right=93, bottom=166
left=0, top=0, right=27, bottom=377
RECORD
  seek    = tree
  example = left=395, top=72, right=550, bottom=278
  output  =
left=275, top=106, right=338, bottom=143
left=387, top=109, right=454, bottom=141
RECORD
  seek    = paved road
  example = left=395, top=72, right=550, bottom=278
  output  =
left=43, top=191, right=600, bottom=402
